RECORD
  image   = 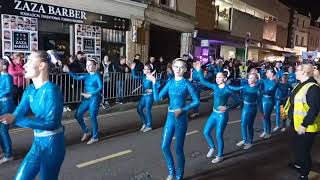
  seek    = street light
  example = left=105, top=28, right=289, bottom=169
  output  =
left=244, top=32, right=251, bottom=70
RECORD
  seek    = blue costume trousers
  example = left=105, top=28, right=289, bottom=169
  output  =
left=137, top=94, right=153, bottom=128
left=0, top=100, right=14, bottom=158
left=75, top=95, right=101, bottom=139
left=241, top=104, right=257, bottom=144
left=203, top=110, right=228, bottom=157
left=262, top=98, right=274, bottom=134
left=15, top=133, right=65, bottom=180
left=275, top=100, right=286, bottom=128
left=161, top=112, right=188, bottom=180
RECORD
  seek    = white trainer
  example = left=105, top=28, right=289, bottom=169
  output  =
left=206, top=148, right=215, bottom=158
left=243, top=143, right=253, bottom=150
left=273, top=126, right=280, bottom=132
left=142, top=127, right=152, bottom=133
left=166, top=175, right=174, bottom=180
left=0, top=157, right=13, bottom=165
left=140, top=124, right=146, bottom=131
left=87, top=138, right=98, bottom=145
left=259, top=132, right=266, bottom=138
left=281, top=128, right=286, bottom=132
left=236, top=140, right=245, bottom=147
left=211, top=156, right=224, bottom=164
left=264, top=134, right=271, bottom=139
left=81, top=133, right=91, bottom=142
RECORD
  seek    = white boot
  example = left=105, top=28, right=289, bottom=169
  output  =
left=243, top=143, right=253, bottom=150
left=273, top=126, right=280, bottom=132
left=140, top=124, right=146, bottom=131
left=206, top=148, right=215, bottom=158
left=281, top=127, right=286, bottom=132
left=0, top=157, right=13, bottom=165
left=264, top=134, right=271, bottom=139
left=236, top=140, right=245, bottom=147
left=81, top=133, right=91, bottom=142
left=259, top=132, right=266, bottom=138
left=211, top=156, right=224, bottom=164
left=166, top=175, right=174, bottom=180
left=87, top=138, right=98, bottom=145
left=142, top=127, right=152, bottom=133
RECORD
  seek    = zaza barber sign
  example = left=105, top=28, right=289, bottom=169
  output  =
left=0, top=0, right=87, bottom=23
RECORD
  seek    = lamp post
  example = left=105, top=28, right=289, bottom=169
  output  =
left=244, top=32, right=251, bottom=73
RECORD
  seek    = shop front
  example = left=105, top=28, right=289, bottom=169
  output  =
left=0, top=0, right=130, bottom=63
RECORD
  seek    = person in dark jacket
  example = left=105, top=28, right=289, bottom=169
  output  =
left=284, top=64, right=320, bottom=180
left=132, top=54, right=144, bottom=73
left=115, top=56, right=130, bottom=104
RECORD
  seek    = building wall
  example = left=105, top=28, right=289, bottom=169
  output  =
left=195, top=0, right=215, bottom=30
left=177, top=0, right=196, bottom=17
left=276, top=25, right=288, bottom=47
left=231, top=9, right=264, bottom=41
left=308, top=26, right=320, bottom=51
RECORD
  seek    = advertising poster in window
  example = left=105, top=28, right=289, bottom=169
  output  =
left=1, top=14, right=38, bottom=58
left=75, top=24, right=101, bottom=62
left=263, top=18, right=277, bottom=42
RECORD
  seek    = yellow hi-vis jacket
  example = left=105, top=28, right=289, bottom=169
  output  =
left=284, top=82, right=320, bottom=133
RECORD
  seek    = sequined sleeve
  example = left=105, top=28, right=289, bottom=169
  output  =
left=197, top=69, right=215, bottom=89
left=0, top=75, right=13, bottom=98
left=182, top=81, right=200, bottom=112
left=69, top=72, right=86, bottom=81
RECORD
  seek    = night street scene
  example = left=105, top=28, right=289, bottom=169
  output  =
left=0, top=0, right=320, bottom=180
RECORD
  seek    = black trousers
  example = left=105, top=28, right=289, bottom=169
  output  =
left=293, top=131, right=317, bottom=176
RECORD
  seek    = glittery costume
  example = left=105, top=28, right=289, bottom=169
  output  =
left=153, top=78, right=199, bottom=180
left=259, top=69, right=267, bottom=79
left=197, top=70, right=240, bottom=157
left=132, top=68, right=159, bottom=129
left=275, top=82, right=292, bottom=128
left=13, top=82, right=65, bottom=180
left=259, top=79, right=278, bottom=135
left=229, top=84, right=260, bottom=144
left=70, top=72, right=103, bottom=139
left=0, top=73, right=14, bottom=159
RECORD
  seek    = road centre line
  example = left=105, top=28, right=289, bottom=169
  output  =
left=76, top=150, right=133, bottom=168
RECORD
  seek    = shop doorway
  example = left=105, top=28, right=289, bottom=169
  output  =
left=149, top=24, right=180, bottom=63
left=38, top=32, right=70, bottom=59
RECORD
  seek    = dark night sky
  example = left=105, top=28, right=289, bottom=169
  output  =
left=280, top=0, right=320, bottom=17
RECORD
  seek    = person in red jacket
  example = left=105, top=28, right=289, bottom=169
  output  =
left=8, top=53, right=25, bottom=105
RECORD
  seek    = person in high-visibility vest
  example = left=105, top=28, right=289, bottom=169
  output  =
left=284, top=64, right=320, bottom=180
left=239, top=62, right=248, bottom=78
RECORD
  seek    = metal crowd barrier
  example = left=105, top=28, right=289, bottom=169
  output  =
left=16, top=72, right=167, bottom=104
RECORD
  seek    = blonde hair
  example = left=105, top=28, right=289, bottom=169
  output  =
left=297, top=64, right=314, bottom=77
left=172, top=58, right=187, bottom=69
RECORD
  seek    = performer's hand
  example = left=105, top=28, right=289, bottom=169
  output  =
left=218, top=106, right=227, bottom=112
left=146, top=74, right=156, bottom=84
left=174, top=109, right=182, bottom=117
left=130, top=62, right=136, bottom=70
left=145, top=89, right=152, bottom=93
left=81, top=93, right=92, bottom=98
left=194, top=61, right=201, bottom=71
left=297, top=125, right=306, bottom=135
left=0, top=114, right=15, bottom=124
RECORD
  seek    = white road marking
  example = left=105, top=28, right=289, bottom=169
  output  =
left=76, top=150, right=133, bottom=168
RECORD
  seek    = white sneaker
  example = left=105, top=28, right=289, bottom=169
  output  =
left=281, top=128, right=286, bottom=132
left=81, top=133, right=91, bottom=142
left=166, top=175, right=174, bottom=180
left=0, top=157, right=13, bottom=165
left=211, top=156, right=224, bottom=164
left=140, top=124, right=146, bottom=131
left=259, top=132, right=266, bottom=138
left=87, top=138, right=98, bottom=145
left=190, top=112, right=199, bottom=118
left=206, top=148, right=215, bottom=158
left=273, top=126, right=280, bottom=132
left=142, top=127, right=152, bottom=133
left=264, top=134, right=271, bottom=139
left=243, top=143, right=253, bottom=150
left=236, top=140, right=245, bottom=147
